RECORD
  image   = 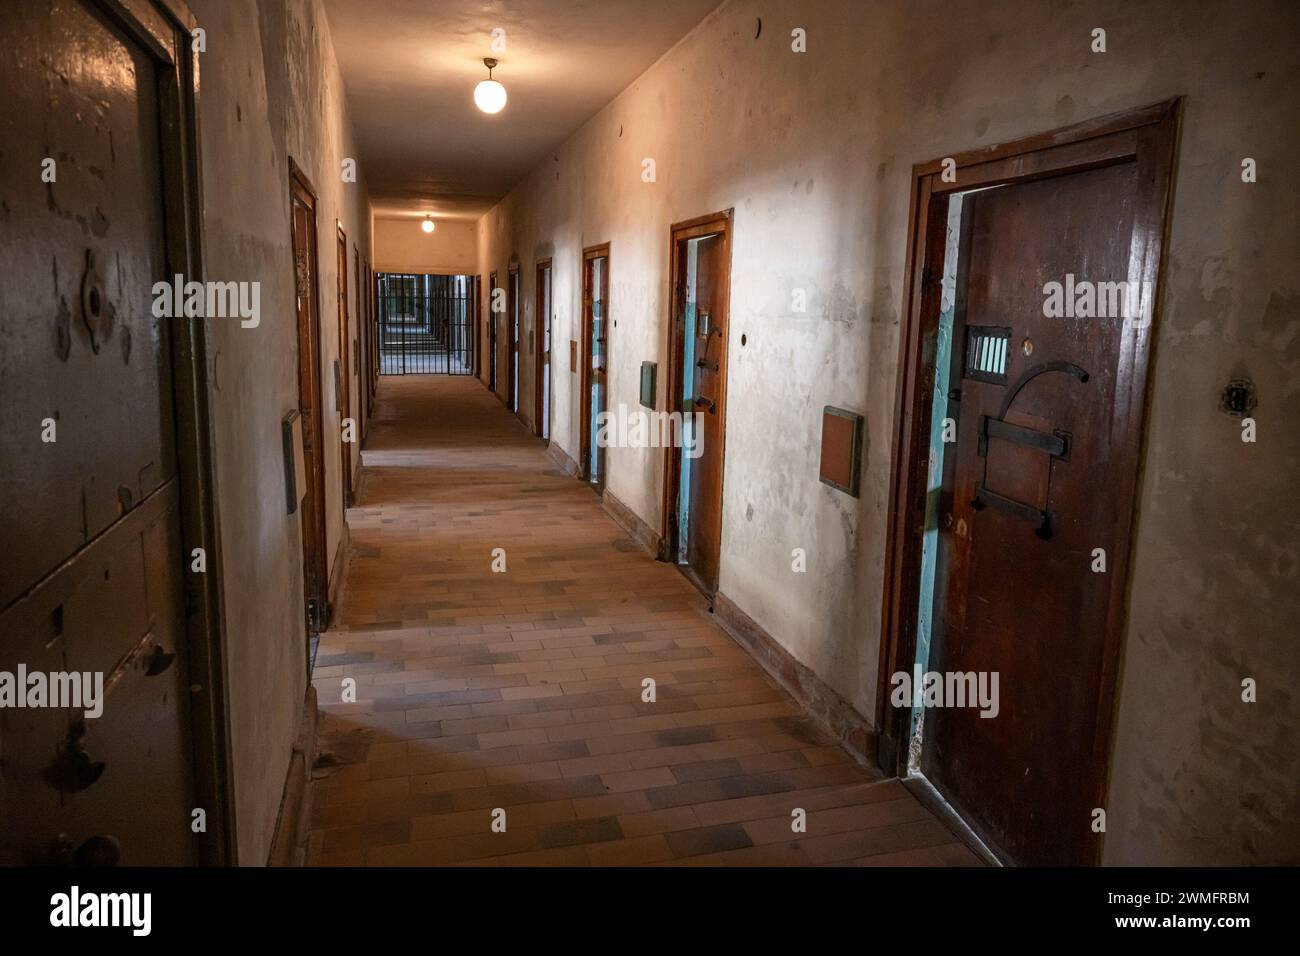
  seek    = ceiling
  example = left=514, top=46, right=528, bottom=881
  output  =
left=323, top=0, right=722, bottom=221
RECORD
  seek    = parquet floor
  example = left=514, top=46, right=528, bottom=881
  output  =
left=305, top=374, right=978, bottom=867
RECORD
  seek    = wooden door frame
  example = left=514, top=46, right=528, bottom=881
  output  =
left=534, top=258, right=552, bottom=439
left=290, top=160, right=329, bottom=641
left=875, top=101, right=1181, bottom=859
left=367, top=259, right=376, bottom=414
left=368, top=261, right=377, bottom=410
left=473, top=274, right=482, bottom=380
left=658, top=211, right=733, bottom=581
left=579, top=243, right=610, bottom=486
left=87, top=0, right=233, bottom=864
left=335, top=226, right=352, bottom=507
left=488, top=270, right=499, bottom=393
left=353, top=243, right=363, bottom=439
left=507, top=264, right=520, bottom=412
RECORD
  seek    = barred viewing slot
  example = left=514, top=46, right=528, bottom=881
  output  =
left=964, top=325, right=1010, bottom=384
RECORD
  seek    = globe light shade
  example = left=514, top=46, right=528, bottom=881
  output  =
left=421, top=218, right=435, bottom=234
left=474, top=78, right=507, bottom=114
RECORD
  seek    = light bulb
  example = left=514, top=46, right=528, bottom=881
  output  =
left=421, top=218, right=435, bottom=234
left=474, top=78, right=507, bottom=114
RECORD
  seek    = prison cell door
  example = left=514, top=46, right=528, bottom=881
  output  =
left=683, top=234, right=729, bottom=593
left=489, top=273, right=499, bottom=393
left=923, top=162, right=1150, bottom=865
left=0, top=0, right=198, bottom=865
left=536, top=262, right=552, bottom=439
left=336, top=229, right=352, bottom=506
left=291, top=169, right=329, bottom=633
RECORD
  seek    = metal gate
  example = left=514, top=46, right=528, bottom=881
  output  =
left=377, top=273, right=475, bottom=374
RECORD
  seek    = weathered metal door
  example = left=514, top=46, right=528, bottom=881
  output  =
left=0, top=0, right=198, bottom=865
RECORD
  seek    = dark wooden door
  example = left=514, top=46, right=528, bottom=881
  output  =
left=0, top=0, right=197, bottom=865
left=591, top=259, right=609, bottom=489
left=685, top=235, right=729, bottom=591
left=368, top=262, right=378, bottom=408
left=336, top=230, right=352, bottom=506
left=580, top=259, right=594, bottom=479
left=291, top=170, right=329, bottom=633
left=581, top=253, right=610, bottom=490
left=354, top=246, right=364, bottom=437
left=473, top=275, right=482, bottom=381
left=922, top=161, right=1144, bottom=865
left=508, top=270, right=520, bottom=412
left=535, top=263, right=551, bottom=439
left=488, top=272, right=499, bottom=393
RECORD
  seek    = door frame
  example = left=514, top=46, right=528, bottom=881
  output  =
left=488, top=270, right=499, bottom=394
left=96, top=0, right=234, bottom=864
left=368, top=260, right=377, bottom=413
left=289, top=160, right=330, bottom=640
left=336, top=226, right=352, bottom=507
left=473, top=274, right=482, bottom=380
left=580, top=242, right=610, bottom=487
left=507, top=264, right=520, bottom=413
left=353, top=243, right=364, bottom=439
left=658, top=211, right=733, bottom=590
left=534, top=258, right=552, bottom=439
left=875, top=101, right=1181, bottom=859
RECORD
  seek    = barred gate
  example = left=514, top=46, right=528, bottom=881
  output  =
left=377, top=273, right=475, bottom=374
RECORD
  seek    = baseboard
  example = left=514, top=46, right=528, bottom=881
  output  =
left=602, top=489, right=662, bottom=557
left=546, top=441, right=578, bottom=477
left=267, top=685, right=318, bottom=866
left=713, top=591, right=876, bottom=768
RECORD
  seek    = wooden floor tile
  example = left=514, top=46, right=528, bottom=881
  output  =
left=305, top=375, right=976, bottom=867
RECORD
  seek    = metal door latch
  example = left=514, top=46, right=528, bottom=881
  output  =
left=45, top=719, right=105, bottom=794
left=969, top=360, right=1089, bottom=541
left=144, top=644, right=176, bottom=676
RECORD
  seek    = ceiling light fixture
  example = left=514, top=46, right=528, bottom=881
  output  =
left=474, top=57, right=507, bottom=114
left=421, top=215, right=435, bottom=234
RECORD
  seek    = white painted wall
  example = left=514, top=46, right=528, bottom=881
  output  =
left=374, top=217, right=478, bottom=275
left=476, top=0, right=1300, bottom=864
left=191, top=0, right=372, bottom=864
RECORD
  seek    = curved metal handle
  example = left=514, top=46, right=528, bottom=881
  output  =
left=145, top=644, right=176, bottom=676
left=45, top=720, right=105, bottom=794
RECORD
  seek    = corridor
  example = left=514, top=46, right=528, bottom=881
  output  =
left=305, top=376, right=976, bottom=866
left=3, top=0, right=1295, bottom=882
